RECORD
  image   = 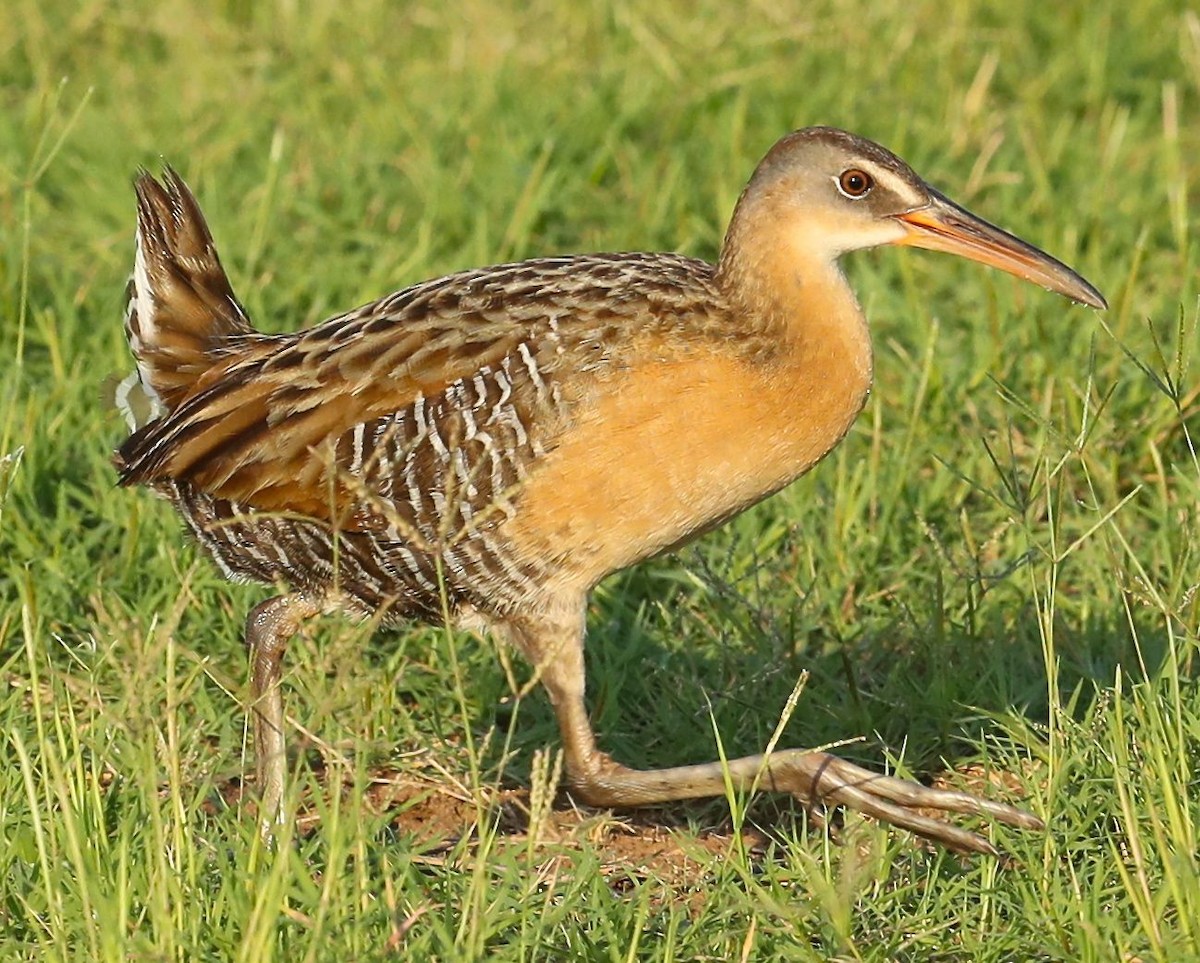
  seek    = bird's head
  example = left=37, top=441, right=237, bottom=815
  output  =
left=723, top=126, right=1106, bottom=310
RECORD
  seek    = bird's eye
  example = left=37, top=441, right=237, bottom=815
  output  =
left=837, top=169, right=874, bottom=198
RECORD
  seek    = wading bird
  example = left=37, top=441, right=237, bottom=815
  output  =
left=115, top=127, right=1105, bottom=854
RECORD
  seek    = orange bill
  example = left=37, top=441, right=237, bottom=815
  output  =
left=894, top=189, right=1107, bottom=310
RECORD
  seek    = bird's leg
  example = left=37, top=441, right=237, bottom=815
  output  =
left=245, top=593, right=320, bottom=838
left=518, top=616, right=1042, bottom=856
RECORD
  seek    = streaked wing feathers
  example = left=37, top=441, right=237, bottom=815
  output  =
left=117, top=253, right=720, bottom=529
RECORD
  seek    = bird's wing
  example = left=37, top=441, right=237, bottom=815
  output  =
left=116, top=253, right=718, bottom=530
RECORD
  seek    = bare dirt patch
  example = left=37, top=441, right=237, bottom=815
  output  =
left=206, top=759, right=774, bottom=897
left=204, top=755, right=1041, bottom=891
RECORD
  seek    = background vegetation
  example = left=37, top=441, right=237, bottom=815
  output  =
left=1, top=0, right=1197, bottom=959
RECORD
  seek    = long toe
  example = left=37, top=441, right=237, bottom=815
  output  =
left=801, top=753, right=1043, bottom=854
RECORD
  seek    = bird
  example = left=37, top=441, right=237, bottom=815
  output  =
left=114, top=126, right=1106, bottom=856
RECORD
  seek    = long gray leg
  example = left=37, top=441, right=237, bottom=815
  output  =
left=510, top=612, right=1042, bottom=857
left=245, top=594, right=320, bottom=838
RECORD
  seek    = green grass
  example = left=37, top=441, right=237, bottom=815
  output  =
left=1, top=0, right=1198, bottom=959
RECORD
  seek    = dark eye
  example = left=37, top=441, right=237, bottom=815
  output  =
left=838, top=169, right=874, bottom=198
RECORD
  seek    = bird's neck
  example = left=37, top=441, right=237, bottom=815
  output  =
left=717, top=215, right=875, bottom=469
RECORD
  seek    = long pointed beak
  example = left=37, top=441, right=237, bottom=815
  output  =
left=894, top=189, right=1107, bottom=310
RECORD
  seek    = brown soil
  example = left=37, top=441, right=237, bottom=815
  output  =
left=202, top=755, right=1042, bottom=892
left=206, top=761, right=778, bottom=896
